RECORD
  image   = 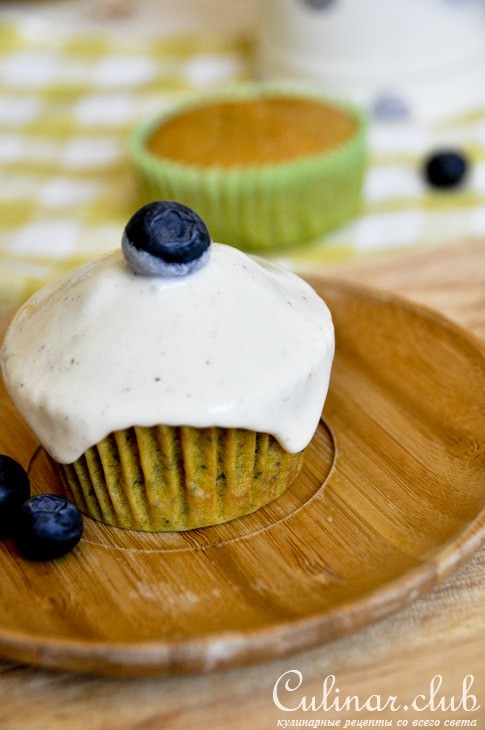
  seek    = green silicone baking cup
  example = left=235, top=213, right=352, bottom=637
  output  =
left=130, top=84, right=367, bottom=252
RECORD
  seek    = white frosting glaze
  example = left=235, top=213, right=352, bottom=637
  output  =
left=0, top=244, right=334, bottom=464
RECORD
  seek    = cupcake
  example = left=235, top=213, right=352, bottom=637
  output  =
left=131, top=84, right=367, bottom=252
left=0, top=202, right=335, bottom=532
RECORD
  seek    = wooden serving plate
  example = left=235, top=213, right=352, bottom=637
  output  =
left=0, top=278, right=484, bottom=677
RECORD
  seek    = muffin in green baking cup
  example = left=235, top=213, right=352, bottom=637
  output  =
left=53, top=426, right=305, bottom=532
left=130, top=84, right=367, bottom=252
left=1, top=198, right=335, bottom=536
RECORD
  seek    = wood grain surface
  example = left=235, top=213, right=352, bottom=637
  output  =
left=1, top=277, right=484, bottom=678
left=0, top=239, right=484, bottom=729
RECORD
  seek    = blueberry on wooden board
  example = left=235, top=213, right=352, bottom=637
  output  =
left=0, top=454, right=30, bottom=536
left=15, top=494, right=83, bottom=561
left=122, top=201, right=211, bottom=277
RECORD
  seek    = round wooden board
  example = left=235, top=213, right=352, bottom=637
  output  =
left=0, top=278, right=484, bottom=678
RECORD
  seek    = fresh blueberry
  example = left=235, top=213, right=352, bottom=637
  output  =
left=0, top=454, right=30, bottom=537
left=423, top=150, right=468, bottom=189
left=122, top=201, right=211, bottom=277
left=372, top=93, right=410, bottom=121
left=301, top=0, right=336, bottom=8
left=15, top=494, right=83, bottom=561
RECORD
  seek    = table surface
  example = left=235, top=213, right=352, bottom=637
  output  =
left=0, top=238, right=483, bottom=730
left=2, top=7, right=485, bottom=314
left=1, top=3, right=484, bottom=726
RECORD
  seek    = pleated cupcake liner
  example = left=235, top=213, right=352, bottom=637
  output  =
left=54, top=425, right=305, bottom=532
left=130, top=83, right=367, bottom=252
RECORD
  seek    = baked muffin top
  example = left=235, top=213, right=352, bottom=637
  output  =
left=147, top=97, right=356, bottom=168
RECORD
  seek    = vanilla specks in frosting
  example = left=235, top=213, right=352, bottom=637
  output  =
left=1, top=241, right=334, bottom=464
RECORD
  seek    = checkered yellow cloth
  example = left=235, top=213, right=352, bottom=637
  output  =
left=1, top=17, right=485, bottom=311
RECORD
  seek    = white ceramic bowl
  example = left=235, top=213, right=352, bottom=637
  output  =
left=257, top=0, right=485, bottom=121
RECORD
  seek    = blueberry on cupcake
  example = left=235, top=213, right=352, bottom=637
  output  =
left=122, top=201, right=211, bottom=277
